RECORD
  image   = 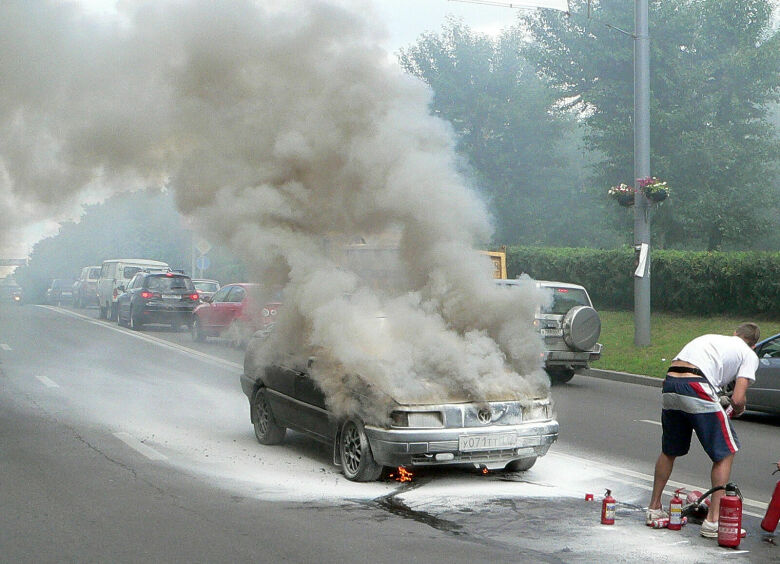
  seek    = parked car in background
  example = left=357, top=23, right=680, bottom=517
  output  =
left=191, top=283, right=280, bottom=348
left=97, top=259, right=169, bottom=321
left=46, top=279, right=74, bottom=305
left=743, top=332, right=780, bottom=415
left=192, top=279, right=220, bottom=302
left=496, top=279, right=602, bottom=384
left=73, top=266, right=101, bottom=308
left=116, top=271, right=199, bottom=331
left=0, top=280, right=23, bottom=304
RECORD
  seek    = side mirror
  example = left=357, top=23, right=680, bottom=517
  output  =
left=117, top=285, right=125, bottom=292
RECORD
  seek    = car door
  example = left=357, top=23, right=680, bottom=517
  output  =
left=199, top=285, right=232, bottom=329
left=293, top=369, right=331, bottom=441
left=221, top=286, right=246, bottom=328
left=750, top=335, right=780, bottom=414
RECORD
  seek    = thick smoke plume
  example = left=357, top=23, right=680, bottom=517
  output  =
left=0, top=0, right=549, bottom=422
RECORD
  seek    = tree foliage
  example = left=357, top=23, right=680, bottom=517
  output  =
left=14, top=190, right=246, bottom=302
left=398, top=18, right=622, bottom=248
left=519, top=0, right=780, bottom=250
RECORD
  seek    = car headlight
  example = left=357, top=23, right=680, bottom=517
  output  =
left=525, top=403, right=551, bottom=421
left=390, top=411, right=444, bottom=428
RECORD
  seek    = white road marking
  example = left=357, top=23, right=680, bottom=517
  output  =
left=37, top=305, right=242, bottom=372
left=549, top=451, right=767, bottom=517
left=113, top=432, right=168, bottom=461
left=636, top=419, right=661, bottom=426
left=0, top=343, right=11, bottom=351
left=35, top=375, right=60, bottom=388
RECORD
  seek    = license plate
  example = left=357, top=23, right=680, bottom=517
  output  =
left=162, top=294, right=179, bottom=300
left=541, top=328, right=563, bottom=337
left=459, top=432, right=516, bottom=452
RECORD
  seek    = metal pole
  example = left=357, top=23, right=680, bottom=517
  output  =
left=633, top=0, right=651, bottom=346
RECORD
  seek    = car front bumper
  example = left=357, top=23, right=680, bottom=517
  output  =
left=364, top=419, right=559, bottom=469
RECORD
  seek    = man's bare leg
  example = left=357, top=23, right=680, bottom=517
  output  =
left=706, top=453, right=734, bottom=522
left=649, top=453, right=676, bottom=509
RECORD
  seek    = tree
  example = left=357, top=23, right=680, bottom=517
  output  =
left=520, top=0, right=780, bottom=250
left=398, top=18, right=620, bottom=248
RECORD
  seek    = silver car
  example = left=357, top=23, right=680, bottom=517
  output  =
left=240, top=361, right=559, bottom=482
left=748, top=332, right=780, bottom=414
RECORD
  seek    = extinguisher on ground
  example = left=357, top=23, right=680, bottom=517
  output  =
left=761, top=468, right=780, bottom=533
left=668, top=489, right=683, bottom=530
left=601, top=489, right=616, bottom=525
left=718, top=482, right=743, bottom=548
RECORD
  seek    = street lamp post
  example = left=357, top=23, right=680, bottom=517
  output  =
left=634, top=0, right=651, bottom=346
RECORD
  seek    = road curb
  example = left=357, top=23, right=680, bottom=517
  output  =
left=582, top=368, right=663, bottom=388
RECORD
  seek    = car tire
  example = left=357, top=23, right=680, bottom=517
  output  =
left=192, top=318, right=206, bottom=342
left=251, top=388, right=286, bottom=445
left=505, top=457, right=537, bottom=472
left=99, top=303, right=107, bottom=319
left=109, top=302, right=118, bottom=322
left=339, top=418, right=383, bottom=482
left=74, top=295, right=81, bottom=308
left=129, top=308, right=143, bottom=331
left=117, top=307, right=127, bottom=327
left=547, top=368, right=575, bottom=385
left=562, top=306, right=601, bottom=352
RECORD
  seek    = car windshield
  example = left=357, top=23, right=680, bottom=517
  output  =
left=88, top=267, right=101, bottom=279
left=147, top=276, right=194, bottom=292
left=543, top=287, right=590, bottom=314
left=194, top=281, right=219, bottom=292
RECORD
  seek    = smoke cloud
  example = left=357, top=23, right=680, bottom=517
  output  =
left=0, top=0, right=549, bottom=423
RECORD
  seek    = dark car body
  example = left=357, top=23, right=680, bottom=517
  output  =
left=192, top=283, right=280, bottom=347
left=73, top=266, right=101, bottom=308
left=240, top=351, right=559, bottom=482
left=116, top=272, right=199, bottom=330
left=46, top=279, right=74, bottom=305
left=747, top=332, right=780, bottom=414
left=1, top=282, right=23, bottom=304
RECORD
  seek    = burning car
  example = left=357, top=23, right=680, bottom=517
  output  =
left=240, top=331, right=559, bottom=482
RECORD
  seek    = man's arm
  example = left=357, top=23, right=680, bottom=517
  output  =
left=730, top=376, right=751, bottom=417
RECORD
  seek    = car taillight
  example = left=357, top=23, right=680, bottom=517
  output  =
left=141, top=291, right=154, bottom=299
left=189, top=293, right=199, bottom=301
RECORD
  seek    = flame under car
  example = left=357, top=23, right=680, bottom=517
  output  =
left=239, top=361, right=559, bottom=482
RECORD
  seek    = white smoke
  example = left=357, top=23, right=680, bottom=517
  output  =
left=0, top=0, right=549, bottom=423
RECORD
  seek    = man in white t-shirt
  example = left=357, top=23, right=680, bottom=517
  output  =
left=645, top=323, right=760, bottom=537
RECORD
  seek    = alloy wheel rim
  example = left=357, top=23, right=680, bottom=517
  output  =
left=342, top=424, right=361, bottom=474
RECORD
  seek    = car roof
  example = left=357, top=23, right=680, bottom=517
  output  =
left=495, top=279, right=587, bottom=291
left=193, top=279, right=220, bottom=284
left=102, top=259, right=169, bottom=266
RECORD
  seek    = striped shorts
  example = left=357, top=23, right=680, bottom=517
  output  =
left=661, top=376, right=739, bottom=462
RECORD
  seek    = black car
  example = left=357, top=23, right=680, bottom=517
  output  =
left=116, top=271, right=199, bottom=331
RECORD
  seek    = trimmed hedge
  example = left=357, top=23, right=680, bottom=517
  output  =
left=506, top=246, right=780, bottom=315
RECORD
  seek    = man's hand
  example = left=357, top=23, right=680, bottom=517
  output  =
left=730, top=377, right=750, bottom=418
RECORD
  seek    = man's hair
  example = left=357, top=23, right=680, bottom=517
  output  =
left=735, top=322, right=760, bottom=347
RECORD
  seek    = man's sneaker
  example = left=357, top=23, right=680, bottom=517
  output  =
left=646, top=507, right=669, bottom=526
left=700, top=519, right=746, bottom=538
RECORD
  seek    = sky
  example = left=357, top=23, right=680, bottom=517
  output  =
left=0, top=0, right=534, bottom=271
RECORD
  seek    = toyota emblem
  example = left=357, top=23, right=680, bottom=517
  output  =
left=477, top=409, right=492, bottom=424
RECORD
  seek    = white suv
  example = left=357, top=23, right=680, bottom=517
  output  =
left=97, top=259, right=170, bottom=320
left=497, top=279, right=602, bottom=384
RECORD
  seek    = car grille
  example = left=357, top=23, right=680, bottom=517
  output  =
left=411, top=447, right=518, bottom=464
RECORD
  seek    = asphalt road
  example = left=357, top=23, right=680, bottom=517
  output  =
left=1, top=302, right=778, bottom=563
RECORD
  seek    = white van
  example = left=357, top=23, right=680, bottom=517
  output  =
left=97, top=259, right=170, bottom=320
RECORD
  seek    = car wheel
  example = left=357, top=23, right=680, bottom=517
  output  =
left=251, top=388, right=286, bottom=445
left=547, top=368, right=575, bottom=385
left=74, top=295, right=81, bottom=308
left=192, top=318, right=206, bottom=342
left=505, top=457, right=537, bottom=472
left=109, top=302, right=118, bottom=322
left=99, top=303, right=107, bottom=319
left=129, top=308, right=143, bottom=331
left=117, top=307, right=127, bottom=327
left=338, top=418, right=383, bottom=482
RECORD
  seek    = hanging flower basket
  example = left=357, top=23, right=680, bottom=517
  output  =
left=637, top=177, right=670, bottom=204
left=608, top=183, right=636, bottom=207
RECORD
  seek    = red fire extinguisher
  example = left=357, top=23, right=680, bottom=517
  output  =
left=761, top=468, right=780, bottom=533
left=601, top=489, right=616, bottom=525
left=718, top=482, right=743, bottom=548
left=668, top=488, right=684, bottom=530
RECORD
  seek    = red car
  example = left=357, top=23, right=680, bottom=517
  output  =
left=191, top=283, right=280, bottom=347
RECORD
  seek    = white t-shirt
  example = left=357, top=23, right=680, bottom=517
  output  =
left=674, top=334, right=758, bottom=389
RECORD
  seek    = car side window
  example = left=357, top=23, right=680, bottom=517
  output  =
left=211, top=286, right=232, bottom=303
left=758, top=337, right=780, bottom=359
left=227, top=287, right=246, bottom=303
